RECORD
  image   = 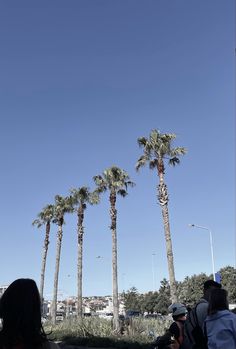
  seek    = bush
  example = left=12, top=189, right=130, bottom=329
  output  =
left=44, top=316, right=172, bottom=348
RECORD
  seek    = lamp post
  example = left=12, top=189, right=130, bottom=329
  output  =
left=189, top=224, right=216, bottom=281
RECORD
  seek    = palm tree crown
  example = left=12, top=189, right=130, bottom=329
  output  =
left=52, top=195, right=73, bottom=225
left=32, top=204, right=54, bottom=228
left=70, top=186, right=100, bottom=209
left=136, top=129, right=187, bottom=174
left=94, top=166, right=135, bottom=196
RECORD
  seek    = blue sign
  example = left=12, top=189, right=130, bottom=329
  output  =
left=215, top=272, right=221, bottom=283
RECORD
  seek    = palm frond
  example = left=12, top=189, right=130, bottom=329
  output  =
left=93, top=175, right=107, bottom=192
left=89, top=190, right=100, bottom=205
left=169, top=157, right=180, bottom=166
left=70, top=186, right=91, bottom=205
left=137, top=137, right=148, bottom=147
left=117, top=189, right=128, bottom=197
left=170, top=147, right=187, bottom=157
left=94, top=166, right=134, bottom=197
left=32, top=219, right=42, bottom=228
left=136, top=155, right=149, bottom=171
left=126, top=180, right=136, bottom=188
left=53, top=195, right=73, bottom=223
left=149, top=159, right=158, bottom=170
left=33, top=204, right=54, bottom=227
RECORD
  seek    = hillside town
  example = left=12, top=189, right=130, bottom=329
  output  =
left=0, top=285, right=125, bottom=320
left=42, top=294, right=126, bottom=320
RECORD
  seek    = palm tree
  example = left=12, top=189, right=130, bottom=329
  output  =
left=136, top=129, right=186, bottom=303
left=32, top=204, right=54, bottom=302
left=51, top=194, right=73, bottom=325
left=70, top=186, right=99, bottom=321
left=94, top=166, right=135, bottom=332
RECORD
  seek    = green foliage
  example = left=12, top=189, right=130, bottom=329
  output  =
left=155, top=279, right=171, bottom=314
left=124, top=287, right=142, bottom=312
left=32, top=204, right=54, bottom=228
left=178, top=273, right=209, bottom=307
left=52, top=195, right=73, bottom=225
left=123, top=268, right=236, bottom=315
left=136, top=129, right=187, bottom=171
left=45, top=317, right=170, bottom=348
left=140, top=291, right=158, bottom=314
left=93, top=166, right=135, bottom=195
left=219, top=266, right=236, bottom=303
left=70, top=186, right=100, bottom=209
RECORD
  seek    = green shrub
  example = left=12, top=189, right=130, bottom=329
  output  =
left=44, top=316, right=172, bottom=348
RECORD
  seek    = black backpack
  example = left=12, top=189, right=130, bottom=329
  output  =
left=153, top=330, right=173, bottom=349
left=184, top=303, right=208, bottom=349
left=154, top=322, right=185, bottom=349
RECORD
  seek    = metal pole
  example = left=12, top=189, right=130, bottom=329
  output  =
left=189, top=224, right=216, bottom=281
left=208, top=229, right=216, bottom=281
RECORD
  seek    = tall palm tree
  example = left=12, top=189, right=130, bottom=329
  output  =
left=32, top=204, right=54, bottom=302
left=51, top=194, right=73, bottom=325
left=94, top=166, right=135, bottom=332
left=70, top=186, right=99, bottom=321
left=136, top=129, right=186, bottom=303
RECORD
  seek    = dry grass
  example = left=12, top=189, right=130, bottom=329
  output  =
left=44, top=316, right=172, bottom=348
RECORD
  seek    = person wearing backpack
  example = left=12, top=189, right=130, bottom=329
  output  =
left=183, top=280, right=221, bottom=349
left=168, top=303, right=188, bottom=349
left=204, top=288, right=236, bottom=349
left=154, top=303, right=187, bottom=349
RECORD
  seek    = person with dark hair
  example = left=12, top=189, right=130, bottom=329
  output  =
left=204, top=288, right=236, bottom=349
left=0, top=278, right=59, bottom=349
left=183, top=279, right=221, bottom=348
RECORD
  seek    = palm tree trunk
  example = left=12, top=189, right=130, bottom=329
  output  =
left=40, top=221, right=50, bottom=304
left=52, top=220, right=63, bottom=325
left=77, top=205, right=84, bottom=321
left=157, top=164, right=177, bottom=303
left=110, top=191, right=120, bottom=332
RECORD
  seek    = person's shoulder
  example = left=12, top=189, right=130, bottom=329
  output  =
left=225, top=310, right=236, bottom=320
left=169, top=321, right=180, bottom=337
left=196, top=299, right=208, bottom=310
left=188, top=299, right=207, bottom=316
left=170, top=321, right=179, bottom=331
left=197, top=298, right=208, bottom=305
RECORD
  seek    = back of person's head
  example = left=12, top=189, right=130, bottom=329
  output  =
left=203, top=279, right=221, bottom=300
left=0, top=278, right=47, bottom=348
left=208, top=288, right=229, bottom=315
left=204, top=280, right=222, bottom=291
left=168, top=303, right=187, bottom=321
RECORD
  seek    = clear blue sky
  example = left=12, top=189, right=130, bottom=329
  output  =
left=0, top=0, right=235, bottom=298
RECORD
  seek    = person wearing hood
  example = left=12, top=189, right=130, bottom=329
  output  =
left=168, top=303, right=188, bottom=349
left=204, top=288, right=236, bottom=349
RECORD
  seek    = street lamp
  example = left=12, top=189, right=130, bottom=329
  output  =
left=189, top=224, right=216, bottom=281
